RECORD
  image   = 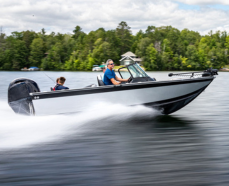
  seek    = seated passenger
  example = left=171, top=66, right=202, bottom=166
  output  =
left=102, top=66, right=107, bottom=73
left=56, top=77, right=59, bottom=83
left=103, top=59, right=129, bottom=85
left=54, top=77, right=69, bottom=90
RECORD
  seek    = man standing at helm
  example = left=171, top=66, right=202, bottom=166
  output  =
left=103, top=59, right=129, bottom=85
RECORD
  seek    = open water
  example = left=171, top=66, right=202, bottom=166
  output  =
left=0, top=71, right=229, bottom=185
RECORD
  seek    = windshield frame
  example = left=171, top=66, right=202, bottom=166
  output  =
left=127, top=63, right=149, bottom=78
left=118, top=66, right=133, bottom=79
left=133, top=63, right=149, bottom=77
left=118, top=63, right=149, bottom=79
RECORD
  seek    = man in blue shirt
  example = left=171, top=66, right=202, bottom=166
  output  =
left=103, top=59, right=129, bottom=85
left=54, top=77, right=69, bottom=90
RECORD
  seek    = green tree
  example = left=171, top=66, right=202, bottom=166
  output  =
left=92, top=38, right=118, bottom=65
left=136, top=37, right=152, bottom=58
left=144, top=44, right=158, bottom=70
left=225, top=35, right=229, bottom=49
left=13, top=40, right=28, bottom=69
left=185, top=45, right=199, bottom=69
left=116, top=21, right=132, bottom=54
left=29, top=38, right=44, bottom=66
left=131, top=30, right=144, bottom=53
left=86, top=52, right=95, bottom=70
left=73, top=26, right=83, bottom=40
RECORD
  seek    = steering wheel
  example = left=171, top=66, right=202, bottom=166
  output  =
left=128, top=76, right=133, bottom=83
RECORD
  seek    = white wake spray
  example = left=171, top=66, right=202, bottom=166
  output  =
left=0, top=100, right=159, bottom=150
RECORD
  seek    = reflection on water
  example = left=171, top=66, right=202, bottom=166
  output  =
left=0, top=71, right=229, bottom=185
left=153, top=115, right=194, bottom=129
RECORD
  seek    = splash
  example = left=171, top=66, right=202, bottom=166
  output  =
left=0, top=101, right=159, bottom=150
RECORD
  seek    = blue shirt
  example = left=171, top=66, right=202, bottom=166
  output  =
left=103, top=68, right=116, bottom=85
left=54, top=84, right=69, bottom=90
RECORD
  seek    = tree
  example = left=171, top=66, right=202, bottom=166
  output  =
left=105, top=30, right=121, bottom=62
left=180, top=29, right=201, bottom=46
left=86, top=52, right=95, bottom=70
left=11, top=31, right=23, bottom=40
left=225, top=35, right=229, bottom=49
left=167, top=27, right=180, bottom=52
left=22, top=30, right=37, bottom=64
left=29, top=38, right=44, bottom=66
left=185, top=45, right=199, bottom=69
left=42, top=42, right=63, bottom=70
left=145, top=26, right=155, bottom=39
left=160, top=52, right=170, bottom=70
left=1, top=24, right=229, bottom=71
left=144, top=44, right=158, bottom=70
left=13, top=40, right=28, bottom=69
left=136, top=37, right=152, bottom=58
left=116, top=21, right=132, bottom=54
left=180, top=56, right=188, bottom=69
left=131, top=30, right=144, bottom=53
left=73, top=26, right=83, bottom=39
left=92, top=38, right=118, bottom=65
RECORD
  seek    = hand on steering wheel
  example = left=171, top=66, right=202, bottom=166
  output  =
left=128, top=77, right=132, bottom=83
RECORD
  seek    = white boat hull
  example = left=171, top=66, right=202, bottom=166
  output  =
left=31, top=77, right=213, bottom=115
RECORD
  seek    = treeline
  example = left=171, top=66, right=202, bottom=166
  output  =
left=0, top=21, right=229, bottom=71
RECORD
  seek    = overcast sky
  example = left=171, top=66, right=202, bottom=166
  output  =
left=1, top=0, right=229, bottom=36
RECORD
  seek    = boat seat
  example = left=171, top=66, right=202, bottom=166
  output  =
left=85, top=84, right=97, bottom=87
left=97, top=75, right=105, bottom=86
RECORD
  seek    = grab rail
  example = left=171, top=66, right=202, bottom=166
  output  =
left=168, top=68, right=218, bottom=78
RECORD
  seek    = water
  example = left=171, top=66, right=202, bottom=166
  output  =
left=0, top=71, right=229, bottom=185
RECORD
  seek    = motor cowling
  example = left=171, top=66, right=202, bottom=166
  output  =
left=8, top=78, right=40, bottom=115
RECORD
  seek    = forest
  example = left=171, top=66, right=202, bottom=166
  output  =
left=0, top=21, right=229, bottom=71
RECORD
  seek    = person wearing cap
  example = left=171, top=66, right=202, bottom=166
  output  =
left=103, top=59, right=129, bottom=85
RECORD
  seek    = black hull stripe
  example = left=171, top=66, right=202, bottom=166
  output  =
left=143, top=86, right=207, bottom=114
left=31, top=77, right=214, bottom=100
left=143, top=86, right=206, bottom=107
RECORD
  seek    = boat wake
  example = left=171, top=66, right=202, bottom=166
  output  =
left=0, top=101, right=160, bottom=150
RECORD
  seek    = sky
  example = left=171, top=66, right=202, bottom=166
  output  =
left=0, top=0, right=229, bottom=36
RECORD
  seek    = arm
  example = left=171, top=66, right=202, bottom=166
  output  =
left=110, top=78, right=121, bottom=85
left=115, top=75, right=129, bottom=82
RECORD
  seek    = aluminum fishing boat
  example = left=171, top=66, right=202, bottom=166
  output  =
left=8, top=63, right=218, bottom=116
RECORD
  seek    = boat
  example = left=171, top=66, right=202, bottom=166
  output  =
left=92, top=66, right=102, bottom=71
left=8, top=63, right=218, bottom=116
left=21, top=66, right=40, bottom=71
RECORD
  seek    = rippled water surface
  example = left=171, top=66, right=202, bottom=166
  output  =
left=0, top=71, right=229, bottom=185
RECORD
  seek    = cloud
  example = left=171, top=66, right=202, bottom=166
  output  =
left=175, top=0, right=229, bottom=5
left=0, top=0, right=229, bottom=36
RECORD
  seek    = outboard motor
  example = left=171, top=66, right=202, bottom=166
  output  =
left=8, top=78, right=40, bottom=115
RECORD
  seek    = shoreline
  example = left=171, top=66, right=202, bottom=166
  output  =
left=0, top=68, right=227, bottom=72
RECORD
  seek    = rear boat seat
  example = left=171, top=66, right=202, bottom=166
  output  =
left=97, top=75, right=105, bottom=86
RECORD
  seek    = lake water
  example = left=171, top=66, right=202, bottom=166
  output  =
left=0, top=71, right=229, bottom=185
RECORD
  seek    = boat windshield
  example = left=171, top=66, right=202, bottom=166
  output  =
left=128, top=63, right=149, bottom=78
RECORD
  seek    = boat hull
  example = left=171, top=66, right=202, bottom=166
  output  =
left=31, top=77, right=214, bottom=115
